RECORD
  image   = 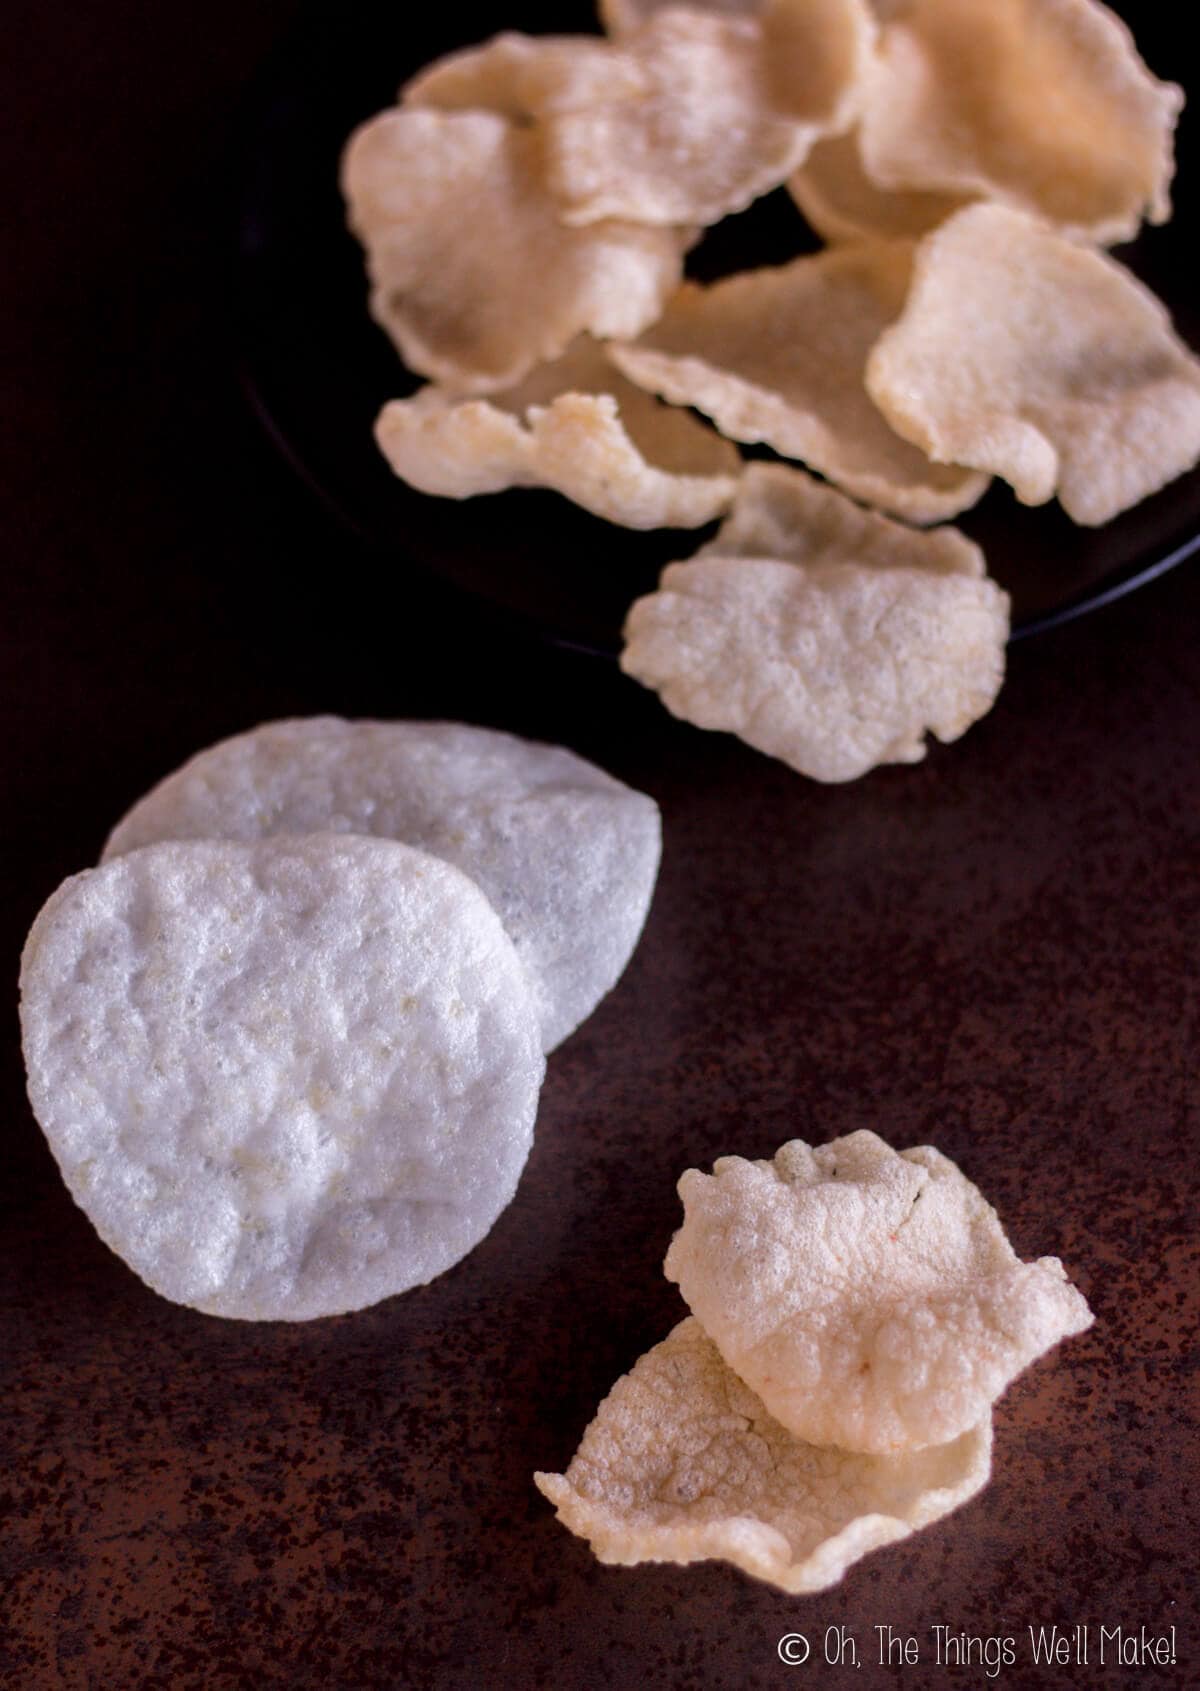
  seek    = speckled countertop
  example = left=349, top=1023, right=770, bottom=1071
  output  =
left=2, top=2, right=1197, bottom=1687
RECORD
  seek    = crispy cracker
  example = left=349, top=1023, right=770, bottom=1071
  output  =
left=374, top=338, right=739, bottom=528
left=610, top=245, right=988, bottom=522
left=866, top=204, right=1200, bottom=524
left=103, top=718, right=662, bottom=1055
left=665, top=1132, right=1094, bottom=1453
left=621, top=480, right=1008, bottom=781
left=790, top=126, right=967, bottom=244
left=698, top=461, right=983, bottom=576
left=21, top=838, right=544, bottom=1319
left=341, top=107, right=685, bottom=391
left=536, top=1318, right=991, bottom=1591
left=859, top=0, right=1183, bottom=244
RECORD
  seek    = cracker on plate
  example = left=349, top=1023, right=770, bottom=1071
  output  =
left=610, top=244, right=989, bottom=523
left=621, top=467, right=1008, bottom=782
left=544, top=1, right=875, bottom=228
left=790, top=125, right=969, bottom=244
left=341, top=107, right=686, bottom=392
left=857, top=0, right=1183, bottom=245
left=867, top=203, right=1200, bottom=525
left=374, top=336, right=739, bottom=529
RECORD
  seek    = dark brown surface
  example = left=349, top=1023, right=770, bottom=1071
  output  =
left=2, top=3, right=1197, bottom=1687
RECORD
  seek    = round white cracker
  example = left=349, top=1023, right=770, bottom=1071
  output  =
left=20, top=836, right=544, bottom=1320
left=102, top=719, right=662, bottom=1053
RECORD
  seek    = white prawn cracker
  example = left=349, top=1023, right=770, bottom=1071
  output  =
left=340, top=107, right=684, bottom=391
left=621, top=471, right=1008, bottom=782
left=866, top=205, right=1200, bottom=526
left=665, top=1131, right=1094, bottom=1455
left=857, top=0, right=1182, bottom=246
left=103, top=719, right=662, bottom=1054
left=542, top=2, right=875, bottom=229
left=19, top=836, right=545, bottom=1321
left=610, top=245, right=989, bottom=523
left=374, top=337, right=739, bottom=529
left=535, top=1318, right=991, bottom=1592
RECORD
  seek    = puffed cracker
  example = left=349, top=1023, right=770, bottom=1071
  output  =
left=599, top=0, right=761, bottom=34
left=535, top=1318, right=991, bottom=1592
left=341, top=107, right=685, bottom=391
left=790, top=127, right=967, bottom=244
left=665, top=1132, right=1094, bottom=1454
left=609, top=245, right=989, bottom=523
left=103, top=718, right=662, bottom=1055
left=404, top=31, right=646, bottom=119
left=621, top=471, right=1008, bottom=781
left=697, top=461, right=983, bottom=576
left=546, top=2, right=876, bottom=227
left=858, top=0, right=1182, bottom=245
left=374, top=337, right=739, bottom=529
left=866, top=204, right=1200, bottom=525
left=20, top=837, right=544, bottom=1321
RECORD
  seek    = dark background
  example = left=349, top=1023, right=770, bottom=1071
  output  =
left=2, top=2, right=1196, bottom=1687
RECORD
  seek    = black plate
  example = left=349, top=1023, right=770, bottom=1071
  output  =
left=234, top=0, right=1200, bottom=654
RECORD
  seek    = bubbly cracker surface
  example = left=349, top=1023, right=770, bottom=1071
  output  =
left=20, top=836, right=544, bottom=1320
left=665, top=1131, right=1094, bottom=1452
left=543, top=3, right=873, bottom=229
left=103, top=718, right=661, bottom=1053
left=621, top=547, right=1008, bottom=782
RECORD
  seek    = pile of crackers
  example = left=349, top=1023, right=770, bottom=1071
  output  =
left=343, top=0, right=1196, bottom=779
